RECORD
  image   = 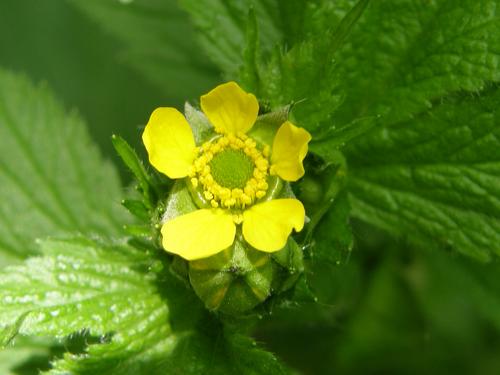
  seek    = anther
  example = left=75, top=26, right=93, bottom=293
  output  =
left=263, top=145, right=270, bottom=157
left=241, top=194, right=252, bottom=205
left=257, top=181, right=268, bottom=190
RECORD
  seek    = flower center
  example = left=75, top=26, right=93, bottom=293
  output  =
left=189, top=133, right=270, bottom=209
left=209, top=149, right=254, bottom=189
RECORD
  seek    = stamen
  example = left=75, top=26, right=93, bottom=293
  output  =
left=190, top=133, right=270, bottom=209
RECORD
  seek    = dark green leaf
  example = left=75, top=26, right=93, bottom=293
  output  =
left=334, top=0, right=500, bottom=126
left=347, top=88, right=500, bottom=260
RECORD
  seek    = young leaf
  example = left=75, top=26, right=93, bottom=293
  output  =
left=347, top=88, right=500, bottom=261
left=68, top=0, right=219, bottom=99
left=0, top=69, right=128, bottom=259
left=258, top=0, right=368, bottom=138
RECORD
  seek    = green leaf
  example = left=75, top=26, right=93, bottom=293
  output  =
left=0, top=238, right=164, bottom=338
left=240, top=7, right=260, bottom=92
left=0, top=69, right=128, bottom=259
left=256, top=0, right=368, bottom=145
left=309, top=115, right=379, bottom=157
left=310, top=191, right=353, bottom=266
left=47, top=328, right=289, bottom=375
left=347, top=88, right=500, bottom=261
left=0, top=237, right=288, bottom=374
left=179, top=0, right=283, bottom=78
left=0, top=312, right=29, bottom=349
left=179, top=0, right=370, bottom=149
left=334, top=0, right=500, bottom=126
left=68, top=0, right=219, bottom=99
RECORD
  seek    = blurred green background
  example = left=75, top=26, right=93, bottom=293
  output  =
left=1, top=1, right=500, bottom=374
left=0, top=0, right=218, bottom=178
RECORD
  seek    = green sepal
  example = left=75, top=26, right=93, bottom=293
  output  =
left=271, top=238, right=304, bottom=293
left=111, top=134, right=159, bottom=209
left=299, top=150, right=347, bottom=246
left=184, top=102, right=215, bottom=144
left=249, top=106, right=290, bottom=146
left=161, top=180, right=197, bottom=222
left=149, top=180, right=197, bottom=249
left=159, top=173, right=306, bottom=316
left=260, top=176, right=283, bottom=202
left=288, top=274, right=317, bottom=304
left=123, top=224, right=152, bottom=237
left=169, top=256, right=190, bottom=285
left=189, top=236, right=274, bottom=315
left=188, top=236, right=305, bottom=316
left=121, top=199, right=149, bottom=221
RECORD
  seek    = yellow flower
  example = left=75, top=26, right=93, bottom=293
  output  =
left=143, top=82, right=311, bottom=260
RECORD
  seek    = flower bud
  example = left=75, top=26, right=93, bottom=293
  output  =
left=188, top=236, right=303, bottom=315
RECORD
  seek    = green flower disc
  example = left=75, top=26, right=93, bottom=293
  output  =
left=209, top=149, right=254, bottom=189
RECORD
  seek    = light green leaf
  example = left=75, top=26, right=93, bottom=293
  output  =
left=68, top=0, right=218, bottom=99
left=0, top=312, right=29, bottom=349
left=0, top=238, right=165, bottom=337
left=334, top=0, right=500, bottom=126
left=0, top=238, right=288, bottom=374
left=0, top=69, right=128, bottom=259
left=347, top=88, right=500, bottom=261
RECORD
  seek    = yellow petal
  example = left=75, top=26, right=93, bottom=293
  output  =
left=200, top=82, right=258, bottom=134
left=161, top=209, right=236, bottom=260
left=142, top=107, right=196, bottom=178
left=242, top=199, right=305, bottom=252
left=271, top=121, right=311, bottom=181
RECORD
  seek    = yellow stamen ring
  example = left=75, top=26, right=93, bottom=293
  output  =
left=189, top=133, right=269, bottom=210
